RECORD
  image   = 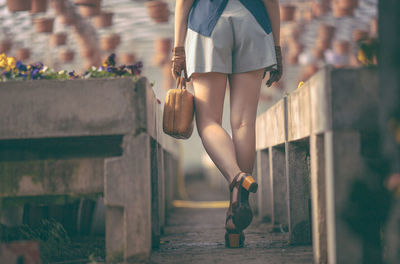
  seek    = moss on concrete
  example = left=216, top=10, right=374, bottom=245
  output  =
left=0, top=159, right=82, bottom=196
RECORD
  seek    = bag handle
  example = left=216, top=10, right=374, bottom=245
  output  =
left=176, top=76, right=187, bottom=90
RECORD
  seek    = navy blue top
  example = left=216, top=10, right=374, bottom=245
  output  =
left=188, top=0, right=272, bottom=37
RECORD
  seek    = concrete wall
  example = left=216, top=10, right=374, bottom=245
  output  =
left=0, top=77, right=179, bottom=262
left=254, top=66, right=389, bottom=263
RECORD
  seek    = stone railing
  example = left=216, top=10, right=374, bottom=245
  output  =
left=254, top=66, right=380, bottom=263
left=0, top=77, right=179, bottom=262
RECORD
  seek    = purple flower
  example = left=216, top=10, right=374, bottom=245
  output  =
left=16, top=61, right=27, bottom=71
left=31, top=69, right=40, bottom=79
left=136, top=61, right=143, bottom=68
left=18, top=72, right=28, bottom=78
left=34, top=62, right=44, bottom=69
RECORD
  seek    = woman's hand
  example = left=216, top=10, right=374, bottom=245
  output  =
left=171, top=47, right=189, bottom=80
left=266, top=46, right=283, bottom=87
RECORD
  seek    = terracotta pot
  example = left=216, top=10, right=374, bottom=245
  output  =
left=7, top=0, right=32, bottom=12
left=93, top=12, right=113, bottom=28
left=50, top=32, right=67, bottom=46
left=31, top=0, right=47, bottom=13
left=153, top=38, right=171, bottom=66
left=51, top=0, right=66, bottom=14
left=79, top=5, right=100, bottom=17
left=100, top=34, right=120, bottom=51
left=0, top=39, right=12, bottom=54
left=76, top=0, right=101, bottom=17
left=120, top=53, right=136, bottom=65
left=16, top=48, right=30, bottom=61
left=333, top=40, right=350, bottom=55
left=296, top=8, right=314, bottom=22
left=332, top=2, right=354, bottom=17
left=318, top=24, right=335, bottom=42
left=352, top=29, right=368, bottom=42
left=34, top=17, right=54, bottom=33
left=280, top=5, right=296, bottom=22
left=336, top=0, right=357, bottom=10
left=311, top=1, right=330, bottom=17
left=59, top=14, right=75, bottom=25
left=145, top=0, right=170, bottom=23
left=59, top=49, right=74, bottom=62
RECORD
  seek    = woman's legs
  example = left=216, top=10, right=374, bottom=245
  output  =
left=192, top=72, right=241, bottom=183
left=228, top=69, right=265, bottom=174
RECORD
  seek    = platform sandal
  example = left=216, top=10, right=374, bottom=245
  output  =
left=229, top=172, right=258, bottom=230
left=225, top=209, right=245, bottom=248
left=225, top=228, right=245, bottom=248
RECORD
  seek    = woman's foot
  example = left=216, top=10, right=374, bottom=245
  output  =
left=225, top=201, right=245, bottom=248
left=229, top=172, right=257, bottom=231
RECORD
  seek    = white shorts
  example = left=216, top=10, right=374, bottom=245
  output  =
left=185, top=0, right=277, bottom=78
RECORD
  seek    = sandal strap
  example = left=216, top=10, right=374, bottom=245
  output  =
left=225, top=214, right=233, bottom=224
left=229, top=172, right=243, bottom=191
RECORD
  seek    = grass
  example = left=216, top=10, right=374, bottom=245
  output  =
left=1, top=218, right=105, bottom=263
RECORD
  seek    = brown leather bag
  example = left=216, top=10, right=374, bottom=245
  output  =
left=163, top=77, right=195, bottom=139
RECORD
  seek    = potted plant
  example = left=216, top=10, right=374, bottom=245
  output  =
left=352, top=29, right=369, bottom=42
left=100, top=34, right=120, bottom=51
left=332, top=2, right=354, bottom=18
left=93, top=12, right=113, bottom=28
left=75, top=0, right=101, bottom=17
left=318, top=24, right=336, bottom=42
left=16, top=48, right=31, bottom=61
left=7, top=0, right=32, bottom=12
left=34, top=17, right=54, bottom=33
left=145, top=0, right=170, bottom=23
left=280, top=5, right=296, bottom=22
left=51, top=0, right=66, bottom=14
left=0, top=39, right=12, bottom=54
left=50, top=32, right=67, bottom=46
left=333, top=40, right=350, bottom=55
left=59, top=49, right=75, bottom=62
left=59, top=14, right=75, bottom=25
left=31, top=0, right=48, bottom=14
left=120, top=53, right=136, bottom=65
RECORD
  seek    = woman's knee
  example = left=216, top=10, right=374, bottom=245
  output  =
left=230, top=116, right=256, bottom=131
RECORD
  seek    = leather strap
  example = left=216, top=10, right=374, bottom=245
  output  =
left=229, top=172, right=244, bottom=191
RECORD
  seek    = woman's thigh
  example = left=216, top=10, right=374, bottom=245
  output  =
left=228, top=69, right=264, bottom=128
left=192, top=72, right=228, bottom=126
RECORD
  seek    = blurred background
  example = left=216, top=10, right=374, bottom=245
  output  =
left=0, top=0, right=379, bottom=184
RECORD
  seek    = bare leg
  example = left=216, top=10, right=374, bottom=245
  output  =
left=229, top=69, right=265, bottom=174
left=192, top=72, right=241, bottom=183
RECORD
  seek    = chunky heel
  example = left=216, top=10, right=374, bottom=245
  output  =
left=225, top=231, right=245, bottom=248
left=241, top=175, right=258, bottom=193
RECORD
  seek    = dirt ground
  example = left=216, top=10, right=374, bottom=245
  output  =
left=150, top=178, right=313, bottom=264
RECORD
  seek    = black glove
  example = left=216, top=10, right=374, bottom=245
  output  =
left=266, top=46, right=283, bottom=87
